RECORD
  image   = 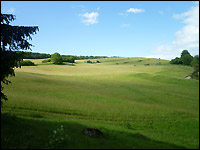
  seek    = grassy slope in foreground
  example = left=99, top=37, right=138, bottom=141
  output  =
left=1, top=57, right=199, bottom=149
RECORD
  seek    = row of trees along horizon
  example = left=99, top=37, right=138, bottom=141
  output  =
left=21, top=51, right=108, bottom=63
left=22, top=51, right=108, bottom=59
left=21, top=50, right=199, bottom=65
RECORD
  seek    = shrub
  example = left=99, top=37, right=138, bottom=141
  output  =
left=144, top=64, right=150, bottom=66
left=170, top=50, right=193, bottom=66
left=62, top=57, right=75, bottom=63
left=20, top=60, right=35, bottom=66
left=87, top=60, right=93, bottom=63
left=191, top=63, right=199, bottom=80
left=170, top=57, right=183, bottom=64
left=42, top=59, right=51, bottom=63
left=191, top=55, right=199, bottom=67
left=96, top=60, right=101, bottom=63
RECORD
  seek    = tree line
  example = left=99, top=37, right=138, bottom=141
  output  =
left=21, top=51, right=108, bottom=63
left=50, top=53, right=107, bottom=64
left=23, top=52, right=51, bottom=59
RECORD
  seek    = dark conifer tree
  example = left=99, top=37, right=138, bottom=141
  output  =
left=1, top=14, right=39, bottom=105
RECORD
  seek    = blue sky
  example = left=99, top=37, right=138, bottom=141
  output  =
left=1, top=1, right=199, bottom=60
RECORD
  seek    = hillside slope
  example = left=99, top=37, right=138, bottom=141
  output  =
left=1, top=57, right=199, bottom=149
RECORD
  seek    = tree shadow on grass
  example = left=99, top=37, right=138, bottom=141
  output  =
left=1, top=113, right=186, bottom=149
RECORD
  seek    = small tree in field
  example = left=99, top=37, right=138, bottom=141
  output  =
left=51, top=52, right=63, bottom=64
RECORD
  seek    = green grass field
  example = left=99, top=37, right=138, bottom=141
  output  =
left=1, top=57, right=199, bottom=149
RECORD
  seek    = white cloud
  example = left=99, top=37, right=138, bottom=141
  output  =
left=119, top=8, right=144, bottom=16
left=80, top=12, right=99, bottom=26
left=120, top=24, right=131, bottom=28
left=126, top=8, right=144, bottom=13
left=96, top=7, right=100, bottom=11
left=148, top=4, right=199, bottom=60
left=147, top=43, right=180, bottom=60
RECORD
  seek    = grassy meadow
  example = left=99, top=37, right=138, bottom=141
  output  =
left=1, top=57, right=199, bottom=149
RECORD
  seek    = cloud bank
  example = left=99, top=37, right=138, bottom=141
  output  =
left=147, top=3, right=199, bottom=60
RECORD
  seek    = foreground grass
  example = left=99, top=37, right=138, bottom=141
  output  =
left=1, top=112, right=187, bottom=149
left=1, top=57, right=199, bottom=149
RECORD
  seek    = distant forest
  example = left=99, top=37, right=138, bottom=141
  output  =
left=23, top=52, right=51, bottom=59
left=22, top=52, right=108, bottom=60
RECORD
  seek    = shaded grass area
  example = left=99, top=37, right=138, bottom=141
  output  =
left=1, top=112, right=186, bottom=149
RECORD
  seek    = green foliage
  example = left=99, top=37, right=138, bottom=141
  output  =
left=181, top=50, right=190, bottom=58
left=1, top=14, right=39, bottom=51
left=169, top=57, right=183, bottom=64
left=51, top=53, right=63, bottom=64
left=42, top=59, right=51, bottom=63
left=20, top=60, right=35, bottom=66
left=191, top=55, right=199, bottom=67
left=181, top=54, right=193, bottom=66
left=190, top=55, right=199, bottom=80
left=87, top=60, right=93, bottom=63
left=170, top=50, right=194, bottom=66
left=23, top=52, right=51, bottom=59
left=96, top=60, right=101, bottom=63
left=73, top=55, right=108, bottom=60
left=22, top=53, right=108, bottom=62
left=0, top=51, right=23, bottom=102
left=191, top=63, right=199, bottom=80
left=1, top=13, right=38, bottom=104
left=62, top=56, right=75, bottom=63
